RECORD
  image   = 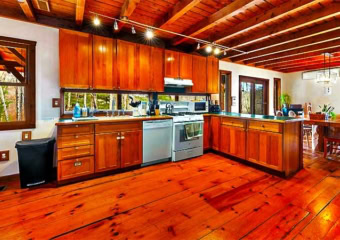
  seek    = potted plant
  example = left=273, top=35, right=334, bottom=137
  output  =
left=280, top=93, right=291, bottom=116
left=319, top=104, right=336, bottom=120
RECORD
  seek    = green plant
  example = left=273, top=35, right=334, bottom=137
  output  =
left=319, top=104, right=336, bottom=119
left=280, top=93, right=291, bottom=107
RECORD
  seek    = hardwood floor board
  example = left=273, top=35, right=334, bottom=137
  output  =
left=324, top=220, right=340, bottom=240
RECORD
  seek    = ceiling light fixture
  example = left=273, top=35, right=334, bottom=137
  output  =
left=93, top=15, right=101, bottom=26
left=197, top=43, right=200, bottom=50
left=214, top=48, right=220, bottom=55
left=206, top=45, right=212, bottom=53
left=145, top=29, right=154, bottom=39
left=114, top=20, right=119, bottom=31
left=224, top=50, right=227, bottom=56
left=315, top=53, right=339, bottom=87
left=131, top=26, right=136, bottom=34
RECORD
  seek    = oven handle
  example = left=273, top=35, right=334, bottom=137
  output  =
left=174, top=121, right=204, bottom=126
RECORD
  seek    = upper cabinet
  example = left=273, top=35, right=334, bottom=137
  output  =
left=192, top=55, right=207, bottom=93
left=207, top=56, right=219, bottom=94
left=117, top=40, right=136, bottom=90
left=179, top=53, right=193, bottom=79
left=165, top=50, right=180, bottom=78
left=150, top=47, right=164, bottom=92
left=93, top=35, right=117, bottom=90
left=59, top=29, right=92, bottom=89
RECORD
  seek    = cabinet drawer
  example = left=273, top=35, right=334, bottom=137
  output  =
left=248, top=121, right=282, bottom=133
left=57, top=134, right=94, bottom=148
left=58, top=124, right=94, bottom=136
left=96, top=121, right=142, bottom=133
left=58, top=156, right=94, bottom=181
left=58, top=145, right=94, bottom=160
left=221, top=118, right=246, bottom=128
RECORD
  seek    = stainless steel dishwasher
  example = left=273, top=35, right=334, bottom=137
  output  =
left=143, top=119, right=173, bottom=166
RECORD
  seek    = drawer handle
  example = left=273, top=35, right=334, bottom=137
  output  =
left=75, top=135, right=79, bottom=139
left=75, top=125, right=79, bottom=128
left=75, top=147, right=79, bottom=150
left=74, top=161, right=82, bottom=167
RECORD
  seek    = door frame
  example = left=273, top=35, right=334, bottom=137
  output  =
left=239, top=75, right=269, bottom=115
left=219, top=70, right=232, bottom=112
left=273, top=78, right=282, bottom=113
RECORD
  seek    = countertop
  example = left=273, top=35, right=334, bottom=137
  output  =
left=204, top=112, right=304, bottom=123
left=55, top=115, right=173, bottom=126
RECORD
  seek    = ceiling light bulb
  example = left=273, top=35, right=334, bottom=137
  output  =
left=145, top=29, right=154, bottom=39
left=214, top=48, right=220, bottom=55
left=131, top=26, right=136, bottom=34
left=206, top=45, right=212, bottom=53
left=224, top=50, right=227, bottom=56
left=114, top=20, right=119, bottom=31
left=197, top=43, right=200, bottom=50
left=93, top=16, right=100, bottom=26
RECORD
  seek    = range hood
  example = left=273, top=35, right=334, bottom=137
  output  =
left=164, top=77, right=193, bottom=87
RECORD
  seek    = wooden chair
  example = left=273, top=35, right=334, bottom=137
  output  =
left=303, top=125, right=312, bottom=148
left=324, top=126, right=340, bottom=158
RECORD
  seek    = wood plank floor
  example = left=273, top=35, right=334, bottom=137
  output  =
left=0, top=149, right=339, bottom=239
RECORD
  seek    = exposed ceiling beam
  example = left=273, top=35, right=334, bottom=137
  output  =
left=0, top=60, right=23, bottom=67
left=233, top=30, right=340, bottom=63
left=157, top=0, right=202, bottom=29
left=210, top=0, right=317, bottom=46
left=75, top=0, right=86, bottom=26
left=116, top=0, right=141, bottom=32
left=245, top=39, right=340, bottom=65
left=274, top=56, right=340, bottom=71
left=226, top=3, right=340, bottom=51
left=7, top=47, right=26, bottom=63
left=17, top=0, right=36, bottom=22
left=228, top=19, right=340, bottom=60
left=172, top=0, right=257, bottom=46
left=280, top=60, right=340, bottom=73
left=257, top=46, right=340, bottom=67
left=4, top=65, right=25, bottom=82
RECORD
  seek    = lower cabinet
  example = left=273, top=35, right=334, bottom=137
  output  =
left=247, top=130, right=283, bottom=171
left=211, top=116, right=221, bottom=151
left=58, top=156, right=95, bottom=181
left=203, top=116, right=211, bottom=150
left=220, top=125, right=246, bottom=159
left=120, top=130, right=143, bottom=168
left=95, top=132, right=121, bottom=172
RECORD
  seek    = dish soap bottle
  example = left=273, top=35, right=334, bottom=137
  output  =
left=73, top=103, right=81, bottom=118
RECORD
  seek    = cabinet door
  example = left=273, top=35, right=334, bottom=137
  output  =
left=207, top=57, right=219, bottom=93
left=121, top=130, right=142, bottom=168
left=136, top=44, right=151, bottom=91
left=60, top=29, right=92, bottom=89
left=192, top=55, right=207, bottom=93
left=211, top=116, right=221, bottom=151
left=165, top=50, right=179, bottom=78
left=204, top=116, right=211, bottom=150
left=151, top=47, right=164, bottom=92
left=179, top=53, right=193, bottom=79
left=221, top=125, right=246, bottom=159
left=117, top=40, right=136, bottom=90
left=247, top=130, right=283, bottom=171
left=95, top=133, right=120, bottom=172
left=93, top=35, right=117, bottom=90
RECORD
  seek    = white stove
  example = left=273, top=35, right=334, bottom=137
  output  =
left=169, top=114, right=204, bottom=123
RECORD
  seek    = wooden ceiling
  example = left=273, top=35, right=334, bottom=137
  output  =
left=0, top=0, right=340, bottom=73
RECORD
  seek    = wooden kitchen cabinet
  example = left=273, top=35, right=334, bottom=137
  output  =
left=203, top=116, right=211, bottom=150
left=59, top=29, right=92, bottom=89
left=165, top=50, right=180, bottom=78
left=211, top=116, right=221, bottom=151
left=95, top=132, right=121, bottom=172
left=247, top=130, right=283, bottom=171
left=151, top=47, right=164, bottom=92
left=93, top=35, right=117, bottom=90
left=117, top=40, right=136, bottom=90
left=179, top=53, right=193, bottom=79
left=192, top=55, right=207, bottom=93
left=120, top=130, right=143, bottom=168
left=207, top=56, right=219, bottom=94
left=220, top=125, right=246, bottom=159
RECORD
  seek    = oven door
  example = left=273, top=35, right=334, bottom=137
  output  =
left=173, top=121, right=203, bottom=151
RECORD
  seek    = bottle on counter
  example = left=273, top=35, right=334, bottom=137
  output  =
left=73, top=103, right=81, bottom=118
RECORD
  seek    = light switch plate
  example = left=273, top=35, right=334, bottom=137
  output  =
left=22, top=131, right=32, bottom=141
left=0, top=151, right=9, bottom=161
left=52, top=98, right=60, bottom=108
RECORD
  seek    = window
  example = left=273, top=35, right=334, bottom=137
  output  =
left=0, top=36, right=36, bottom=130
left=158, top=95, right=207, bottom=102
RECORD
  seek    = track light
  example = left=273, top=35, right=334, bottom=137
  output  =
left=93, top=15, right=100, bottom=26
left=114, top=20, right=119, bottom=31
left=145, top=29, right=154, bottom=39
left=214, top=48, right=220, bottom=55
left=131, top=26, right=136, bottom=34
left=197, top=43, right=200, bottom=50
left=224, top=50, right=227, bottom=56
left=206, top=45, right=212, bottom=53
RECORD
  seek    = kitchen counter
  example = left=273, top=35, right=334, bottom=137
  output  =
left=204, top=112, right=303, bottom=123
left=55, top=115, right=173, bottom=126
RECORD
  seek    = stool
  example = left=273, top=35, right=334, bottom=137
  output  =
left=324, top=137, right=340, bottom=158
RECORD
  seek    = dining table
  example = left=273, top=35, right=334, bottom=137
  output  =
left=303, top=117, right=340, bottom=152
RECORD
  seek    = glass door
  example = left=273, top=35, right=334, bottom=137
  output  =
left=239, top=76, right=268, bottom=115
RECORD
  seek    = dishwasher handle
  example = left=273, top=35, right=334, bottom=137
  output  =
left=143, top=120, right=173, bottom=129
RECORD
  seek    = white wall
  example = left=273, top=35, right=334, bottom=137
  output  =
left=219, top=61, right=286, bottom=115
left=282, top=72, right=340, bottom=114
left=0, top=17, right=60, bottom=177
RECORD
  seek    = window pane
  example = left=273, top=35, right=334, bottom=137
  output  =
left=0, top=46, right=26, bottom=83
left=178, top=96, right=207, bottom=101
left=121, top=94, right=149, bottom=111
left=255, top=83, right=264, bottom=115
left=241, top=82, right=252, bottom=114
left=158, top=95, right=176, bottom=101
left=0, top=86, right=25, bottom=122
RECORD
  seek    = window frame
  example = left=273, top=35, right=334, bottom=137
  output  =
left=0, top=36, right=36, bottom=131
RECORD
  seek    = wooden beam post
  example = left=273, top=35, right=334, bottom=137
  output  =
left=116, top=0, right=141, bottom=32
left=75, top=0, right=86, bottom=26
left=18, top=0, right=36, bottom=22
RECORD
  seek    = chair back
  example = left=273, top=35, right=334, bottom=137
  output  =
left=288, top=110, right=297, bottom=117
left=304, top=103, right=312, bottom=116
left=276, top=110, right=283, bottom=116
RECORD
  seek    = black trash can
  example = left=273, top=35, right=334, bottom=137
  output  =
left=15, top=138, right=55, bottom=188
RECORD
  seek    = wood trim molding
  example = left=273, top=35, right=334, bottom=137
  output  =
left=75, top=0, right=86, bottom=26
left=18, top=0, right=36, bottom=22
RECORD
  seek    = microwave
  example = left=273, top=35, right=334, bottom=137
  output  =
left=188, top=101, right=209, bottom=113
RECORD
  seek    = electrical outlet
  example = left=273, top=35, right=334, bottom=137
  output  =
left=22, top=131, right=32, bottom=141
left=52, top=98, right=60, bottom=108
left=0, top=151, right=9, bottom=161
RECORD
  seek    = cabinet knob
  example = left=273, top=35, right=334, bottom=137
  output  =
left=75, top=147, right=79, bottom=150
left=262, top=125, right=265, bottom=128
left=75, top=135, right=79, bottom=139
left=121, top=136, right=125, bottom=140
left=117, top=137, right=121, bottom=140
left=75, top=125, right=79, bottom=128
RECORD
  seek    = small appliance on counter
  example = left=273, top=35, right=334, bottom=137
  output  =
left=209, top=104, right=221, bottom=113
